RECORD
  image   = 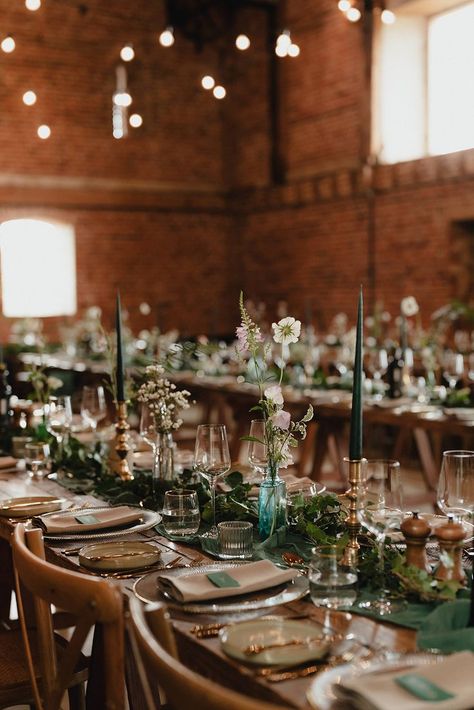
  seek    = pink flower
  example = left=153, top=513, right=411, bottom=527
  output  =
left=264, top=384, right=284, bottom=406
left=236, top=325, right=249, bottom=353
left=271, top=410, right=291, bottom=430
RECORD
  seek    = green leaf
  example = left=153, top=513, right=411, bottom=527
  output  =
left=240, top=436, right=265, bottom=444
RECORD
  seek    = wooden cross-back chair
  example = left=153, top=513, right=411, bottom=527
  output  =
left=127, top=596, right=288, bottom=710
left=11, top=524, right=125, bottom=710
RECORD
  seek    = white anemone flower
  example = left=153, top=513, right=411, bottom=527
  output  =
left=272, top=316, right=301, bottom=345
left=401, top=296, right=419, bottom=317
left=264, top=384, right=284, bottom=405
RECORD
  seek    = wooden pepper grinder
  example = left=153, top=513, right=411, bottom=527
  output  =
left=434, top=516, right=467, bottom=585
left=400, top=512, right=432, bottom=573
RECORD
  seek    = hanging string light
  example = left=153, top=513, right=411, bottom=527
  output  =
left=213, top=85, right=226, bottom=99
left=120, top=44, right=135, bottom=61
left=235, top=34, right=251, bottom=50
left=1, top=36, right=16, bottom=53
left=112, top=66, right=130, bottom=139
left=159, top=27, right=175, bottom=47
left=129, top=113, right=143, bottom=128
left=37, top=124, right=51, bottom=139
left=25, top=0, right=41, bottom=10
left=275, top=30, right=299, bottom=58
left=201, top=75, right=215, bottom=90
left=22, top=90, right=37, bottom=105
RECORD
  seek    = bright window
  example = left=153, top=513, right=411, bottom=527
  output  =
left=0, top=219, right=77, bottom=318
left=373, top=1, right=474, bottom=163
left=428, top=2, right=474, bottom=156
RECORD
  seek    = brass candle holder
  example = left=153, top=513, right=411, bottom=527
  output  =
left=341, top=457, right=366, bottom=567
left=113, top=400, right=134, bottom=481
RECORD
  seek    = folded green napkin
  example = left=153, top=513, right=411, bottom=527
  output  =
left=417, top=601, right=474, bottom=653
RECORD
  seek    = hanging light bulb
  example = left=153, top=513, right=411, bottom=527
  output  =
left=120, top=45, right=135, bottom=61
left=37, top=124, right=51, bottom=139
left=25, top=0, right=41, bottom=10
left=275, top=29, right=291, bottom=57
left=235, top=34, right=251, bottom=50
left=201, top=75, right=215, bottom=90
left=159, top=27, right=175, bottom=47
left=288, top=43, right=300, bottom=57
left=129, top=113, right=143, bottom=128
left=346, top=7, right=362, bottom=21
left=113, top=92, right=132, bottom=107
left=213, top=85, right=226, bottom=99
left=22, top=90, right=37, bottom=106
left=381, top=9, right=396, bottom=23
left=338, top=0, right=351, bottom=10
left=1, top=36, right=15, bottom=53
left=113, top=128, right=124, bottom=140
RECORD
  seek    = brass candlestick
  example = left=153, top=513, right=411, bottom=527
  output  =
left=113, top=400, right=134, bottom=481
left=342, top=458, right=365, bottom=567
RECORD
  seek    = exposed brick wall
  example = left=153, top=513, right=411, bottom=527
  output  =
left=0, top=0, right=473, bottom=341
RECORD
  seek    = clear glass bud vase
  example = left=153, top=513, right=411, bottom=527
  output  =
left=153, top=431, right=175, bottom=487
left=258, top=462, right=287, bottom=540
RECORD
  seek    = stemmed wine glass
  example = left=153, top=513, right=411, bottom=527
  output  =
left=80, top=385, right=106, bottom=437
left=46, top=396, right=73, bottom=460
left=443, top=351, right=464, bottom=390
left=193, top=424, right=231, bottom=537
left=437, top=450, right=474, bottom=524
left=139, top=404, right=159, bottom=492
left=357, top=459, right=405, bottom=615
left=247, top=419, right=268, bottom=480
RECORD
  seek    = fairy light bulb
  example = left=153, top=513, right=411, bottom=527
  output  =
left=213, top=85, right=226, bottom=99
left=159, top=27, right=175, bottom=47
left=113, top=128, right=123, bottom=140
left=235, top=34, right=250, bottom=50
left=23, top=91, right=37, bottom=106
left=288, top=43, right=300, bottom=57
left=113, top=92, right=132, bottom=107
left=25, top=0, right=41, bottom=10
left=201, top=75, right=215, bottom=90
left=37, top=124, right=51, bottom=139
left=120, top=45, right=135, bottom=61
left=1, top=36, right=15, bottom=53
left=346, top=7, right=362, bottom=21
left=338, top=0, right=351, bottom=10
left=381, top=9, right=396, bottom=23
left=129, top=113, right=142, bottom=127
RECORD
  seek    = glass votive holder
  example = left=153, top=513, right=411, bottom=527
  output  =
left=218, top=521, right=253, bottom=559
left=162, top=489, right=200, bottom=537
left=25, top=442, right=50, bottom=479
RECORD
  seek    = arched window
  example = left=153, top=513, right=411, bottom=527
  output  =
left=0, top=219, right=77, bottom=318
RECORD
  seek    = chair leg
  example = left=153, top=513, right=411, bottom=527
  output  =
left=68, top=683, right=86, bottom=710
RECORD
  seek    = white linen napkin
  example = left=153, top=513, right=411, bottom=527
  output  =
left=158, top=559, right=299, bottom=602
left=39, top=505, right=143, bottom=534
left=334, top=651, right=474, bottom=710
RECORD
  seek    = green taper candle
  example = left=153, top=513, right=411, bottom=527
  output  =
left=115, top=292, right=125, bottom=402
left=349, top=288, right=363, bottom=460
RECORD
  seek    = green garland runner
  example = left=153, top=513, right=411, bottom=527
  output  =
left=53, top=437, right=467, bottom=604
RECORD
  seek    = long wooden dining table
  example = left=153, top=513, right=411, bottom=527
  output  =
left=0, top=467, right=421, bottom=709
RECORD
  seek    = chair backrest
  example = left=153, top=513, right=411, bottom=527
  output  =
left=127, top=596, right=288, bottom=710
left=12, top=524, right=125, bottom=710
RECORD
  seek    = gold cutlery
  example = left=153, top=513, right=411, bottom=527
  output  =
left=86, top=549, right=158, bottom=562
left=244, top=637, right=321, bottom=656
left=0, top=498, right=64, bottom=510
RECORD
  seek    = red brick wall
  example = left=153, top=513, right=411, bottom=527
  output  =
left=0, top=0, right=473, bottom=340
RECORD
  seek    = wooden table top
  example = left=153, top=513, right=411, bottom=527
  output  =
left=0, top=468, right=418, bottom=709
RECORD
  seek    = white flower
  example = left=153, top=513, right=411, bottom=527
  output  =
left=264, top=384, right=284, bottom=406
left=47, top=376, right=63, bottom=391
left=401, top=297, right=419, bottom=317
left=271, top=410, right=291, bottom=430
left=272, top=317, right=301, bottom=345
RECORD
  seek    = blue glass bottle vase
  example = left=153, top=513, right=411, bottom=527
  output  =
left=258, top=464, right=287, bottom=540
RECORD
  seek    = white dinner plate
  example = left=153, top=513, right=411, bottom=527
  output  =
left=32, top=507, right=161, bottom=541
left=0, top=496, right=66, bottom=517
left=220, top=618, right=329, bottom=667
left=307, top=654, right=446, bottom=710
left=79, top=540, right=161, bottom=571
left=133, top=562, right=308, bottom=613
